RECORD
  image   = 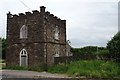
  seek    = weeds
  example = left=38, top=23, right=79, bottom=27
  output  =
left=48, top=60, right=120, bottom=78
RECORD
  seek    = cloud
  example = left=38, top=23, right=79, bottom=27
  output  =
left=66, top=2, right=118, bottom=47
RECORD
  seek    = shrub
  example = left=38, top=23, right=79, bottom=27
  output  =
left=107, top=32, right=120, bottom=62
left=71, top=46, right=108, bottom=55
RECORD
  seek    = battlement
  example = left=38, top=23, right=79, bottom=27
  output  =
left=7, top=6, right=66, bottom=24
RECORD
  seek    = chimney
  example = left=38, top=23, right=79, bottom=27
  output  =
left=40, top=6, right=46, bottom=12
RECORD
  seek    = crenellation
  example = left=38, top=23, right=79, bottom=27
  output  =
left=19, top=13, right=25, bottom=16
left=53, top=16, right=58, bottom=24
left=46, top=11, right=50, bottom=15
left=49, top=14, right=54, bottom=17
left=13, top=14, right=18, bottom=18
left=32, top=10, right=39, bottom=14
left=25, top=12, right=32, bottom=15
left=57, top=18, right=61, bottom=21
left=61, top=20, right=66, bottom=24
left=53, top=16, right=58, bottom=19
left=57, top=18, right=61, bottom=23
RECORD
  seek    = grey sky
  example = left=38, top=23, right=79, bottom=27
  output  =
left=0, top=0, right=119, bottom=48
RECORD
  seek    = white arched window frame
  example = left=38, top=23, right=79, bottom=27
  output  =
left=20, top=49, right=28, bottom=66
left=20, top=25, right=27, bottom=39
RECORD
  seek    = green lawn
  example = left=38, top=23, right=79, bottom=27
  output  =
left=48, top=60, right=120, bottom=78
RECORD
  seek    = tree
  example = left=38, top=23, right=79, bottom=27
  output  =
left=71, top=46, right=107, bottom=55
left=107, top=32, right=120, bottom=62
left=0, top=38, right=6, bottom=59
left=2, top=38, right=6, bottom=59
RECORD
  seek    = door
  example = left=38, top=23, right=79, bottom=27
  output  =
left=20, top=49, right=28, bottom=66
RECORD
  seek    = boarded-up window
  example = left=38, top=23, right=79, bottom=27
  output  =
left=54, top=45, right=60, bottom=57
left=54, top=26, right=59, bottom=40
left=20, top=25, right=27, bottom=39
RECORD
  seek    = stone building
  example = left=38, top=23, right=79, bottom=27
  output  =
left=6, top=6, right=70, bottom=67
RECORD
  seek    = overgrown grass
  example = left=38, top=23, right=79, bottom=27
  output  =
left=0, top=59, right=5, bottom=63
left=48, top=60, right=120, bottom=78
left=2, top=60, right=120, bottom=78
left=48, top=63, right=68, bottom=74
left=0, top=59, right=6, bottom=69
left=2, top=64, right=45, bottom=72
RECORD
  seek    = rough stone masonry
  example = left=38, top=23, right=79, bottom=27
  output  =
left=6, top=6, right=71, bottom=67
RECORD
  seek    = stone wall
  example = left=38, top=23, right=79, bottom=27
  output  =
left=6, top=43, right=45, bottom=67
left=46, top=43, right=66, bottom=65
left=6, top=6, right=67, bottom=67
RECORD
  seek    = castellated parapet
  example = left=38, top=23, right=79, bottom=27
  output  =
left=7, top=8, right=66, bottom=25
left=6, top=6, right=68, bottom=67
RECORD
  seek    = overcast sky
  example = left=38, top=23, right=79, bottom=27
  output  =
left=0, top=0, right=119, bottom=48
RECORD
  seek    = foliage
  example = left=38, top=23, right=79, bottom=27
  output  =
left=107, top=32, right=120, bottom=62
left=2, top=65, right=28, bottom=70
left=71, top=46, right=108, bottom=55
left=48, top=64, right=68, bottom=74
left=48, top=60, right=120, bottom=78
left=97, top=49, right=109, bottom=55
left=0, top=38, right=6, bottom=59
left=2, top=38, right=6, bottom=59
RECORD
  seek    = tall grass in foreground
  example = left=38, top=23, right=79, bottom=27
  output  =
left=48, top=60, right=120, bottom=78
left=0, top=59, right=6, bottom=69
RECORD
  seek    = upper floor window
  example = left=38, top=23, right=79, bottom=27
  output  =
left=54, top=26, right=59, bottom=40
left=20, top=25, right=27, bottom=39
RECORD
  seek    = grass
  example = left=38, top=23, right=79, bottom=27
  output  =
left=2, top=64, right=45, bottom=72
left=2, top=60, right=120, bottom=78
left=48, top=60, right=120, bottom=78
left=0, top=59, right=6, bottom=69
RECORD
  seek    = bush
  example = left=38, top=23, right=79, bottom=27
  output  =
left=71, top=46, right=108, bottom=55
left=107, top=32, right=120, bottom=62
left=0, top=38, right=6, bottom=59
left=97, top=49, right=109, bottom=55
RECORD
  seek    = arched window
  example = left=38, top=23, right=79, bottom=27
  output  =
left=54, top=26, right=59, bottom=40
left=20, top=49, right=28, bottom=66
left=20, top=25, right=27, bottom=39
